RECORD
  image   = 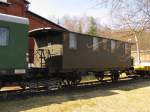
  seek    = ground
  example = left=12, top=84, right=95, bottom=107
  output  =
left=0, top=78, right=150, bottom=112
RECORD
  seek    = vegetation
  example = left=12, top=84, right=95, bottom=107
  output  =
left=87, top=17, right=97, bottom=36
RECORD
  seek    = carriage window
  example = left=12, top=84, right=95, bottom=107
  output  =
left=102, top=39, right=108, bottom=50
left=69, top=33, right=77, bottom=49
left=93, top=37, right=99, bottom=51
left=0, top=27, right=9, bottom=46
left=111, top=40, right=116, bottom=53
left=125, top=43, right=129, bottom=54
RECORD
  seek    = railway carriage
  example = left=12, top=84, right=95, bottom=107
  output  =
left=0, top=13, right=134, bottom=90
left=0, top=13, right=29, bottom=88
left=29, top=28, right=132, bottom=85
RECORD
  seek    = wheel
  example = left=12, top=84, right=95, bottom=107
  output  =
left=0, top=81, right=4, bottom=90
left=73, top=79, right=81, bottom=85
left=125, top=70, right=130, bottom=76
left=0, top=81, right=2, bottom=90
left=139, top=71, right=146, bottom=78
left=28, top=81, right=38, bottom=89
left=149, top=71, right=150, bottom=76
left=111, top=71, right=119, bottom=82
left=46, top=78, right=62, bottom=91
left=140, top=74, right=145, bottom=78
left=95, top=71, right=104, bottom=81
left=20, top=82, right=26, bottom=90
left=113, top=74, right=119, bottom=81
left=66, top=79, right=72, bottom=86
left=66, top=72, right=82, bottom=86
left=69, top=79, right=80, bottom=86
left=62, top=79, right=68, bottom=86
left=75, top=75, right=82, bottom=84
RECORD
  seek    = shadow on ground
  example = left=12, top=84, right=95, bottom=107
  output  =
left=0, top=78, right=150, bottom=112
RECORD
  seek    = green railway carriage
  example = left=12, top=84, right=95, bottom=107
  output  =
left=0, top=13, right=29, bottom=76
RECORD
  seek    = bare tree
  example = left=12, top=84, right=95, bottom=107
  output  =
left=92, top=0, right=150, bottom=64
left=62, top=15, right=79, bottom=32
left=62, top=15, right=104, bottom=35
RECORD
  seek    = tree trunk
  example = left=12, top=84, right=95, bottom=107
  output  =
left=134, top=34, right=141, bottom=65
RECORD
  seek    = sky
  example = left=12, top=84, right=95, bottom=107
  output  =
left=28, top=0, right=111, bottom=25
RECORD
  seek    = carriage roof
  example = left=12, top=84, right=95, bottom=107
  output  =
left=0, top=13, right=29, bottom=25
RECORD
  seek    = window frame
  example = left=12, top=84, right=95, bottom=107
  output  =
left=102, top=38, right=108, bottom=51
left=93, top=37, right=99, bottom=51
left=0, top=27, right=9, bottom=47
left=69, top=33, right=77, bottom=50
left=125, top=43, right=130, bottom=55
left=111, top=40, right=116, bottom=53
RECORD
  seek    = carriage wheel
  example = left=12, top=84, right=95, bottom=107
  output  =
left=70, top=78, right=81, bottom=86
left=95, top=71, right=104, bottom=82
left=111, top=71, right=119, bottom=82
left=0, top=81, right=2, bottom=90
left=20, top=82, right=26, bottom=91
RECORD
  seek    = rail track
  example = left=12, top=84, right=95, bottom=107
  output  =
left=0, top=75, right=148, bottom=100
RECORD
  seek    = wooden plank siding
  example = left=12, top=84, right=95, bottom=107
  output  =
left=63, top=32, right=132, bottom=72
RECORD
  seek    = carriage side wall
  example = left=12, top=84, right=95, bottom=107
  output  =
left=0, top=20, right=28, bottom=70
left=63, top=32, right=132, bottom=72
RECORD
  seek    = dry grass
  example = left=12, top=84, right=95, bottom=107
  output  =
left=0, top=79, right=150, bottom=112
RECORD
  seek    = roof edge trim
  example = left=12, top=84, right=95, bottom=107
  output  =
left=0, top=13, right=29, bottom=25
